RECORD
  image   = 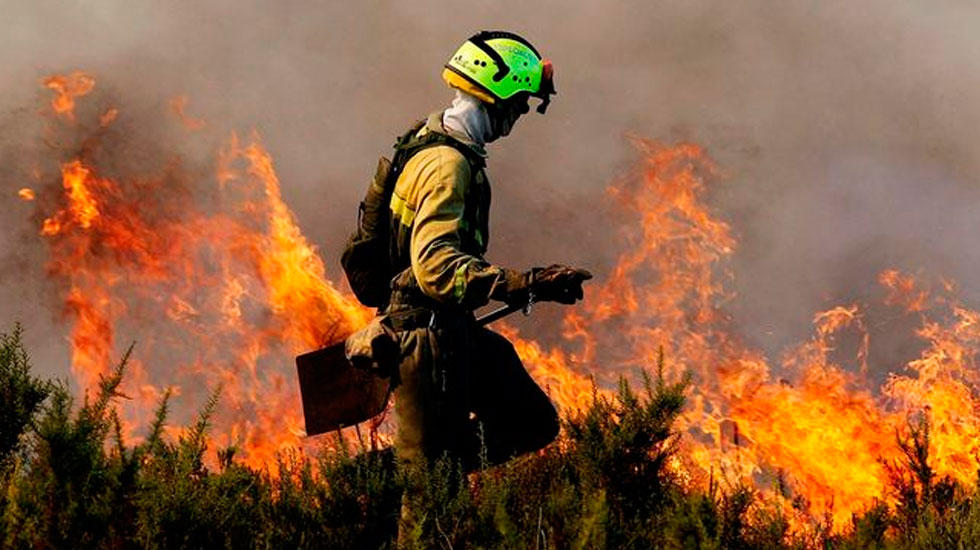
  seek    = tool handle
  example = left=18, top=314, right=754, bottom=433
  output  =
left=476, top=303, right=525, bottom=326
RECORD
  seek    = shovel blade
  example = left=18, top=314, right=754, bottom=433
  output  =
left=295, top=342, right=391, bottom=436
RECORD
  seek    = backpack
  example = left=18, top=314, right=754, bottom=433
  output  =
left=341, top=119, right=484, bottom=308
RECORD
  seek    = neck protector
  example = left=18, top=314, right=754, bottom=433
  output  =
left=442, top=90, right=493, bottom=147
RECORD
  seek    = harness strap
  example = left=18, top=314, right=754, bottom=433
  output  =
left=394, top=125, right=486, bottom=172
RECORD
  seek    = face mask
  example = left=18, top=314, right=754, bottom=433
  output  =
left=487, top=96, right=529, bottom=142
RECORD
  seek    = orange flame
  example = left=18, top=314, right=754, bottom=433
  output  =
left=27, top=73, right=980, bottom=533
left=40, top=133, right=373, bottom=465
left=36, top=79, right=370, bottom=467
left=503, top=138, right=980, bottom=531
left=18, top=188, right=35, bottom=201
left=42, top=72, right=95, bottom=120
left=170, top=95, right=206, bottom=130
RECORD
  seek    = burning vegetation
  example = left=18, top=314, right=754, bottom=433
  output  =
left=4, top=72, right=980, bottom=547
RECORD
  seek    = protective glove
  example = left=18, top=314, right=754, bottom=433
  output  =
left=498, top=265, right=593, bottom=307
left=529, top=264, right=593, bottom=304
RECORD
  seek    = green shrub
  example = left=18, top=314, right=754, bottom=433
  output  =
left=0, top=324, right=52, bottom=464
left=8, top=323, right=980, bottom=549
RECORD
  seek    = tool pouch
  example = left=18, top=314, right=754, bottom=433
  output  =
left=344, top=315, right=400, bottom=377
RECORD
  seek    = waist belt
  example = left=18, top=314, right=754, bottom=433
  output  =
left=385, top=307, right=436, bottom=332
left=385, top=304, right=475, bottom=332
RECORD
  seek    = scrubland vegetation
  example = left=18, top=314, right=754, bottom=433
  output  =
left=2, top=324, right=979, bottom=549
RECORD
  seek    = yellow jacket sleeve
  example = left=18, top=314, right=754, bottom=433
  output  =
left=398, top=146, right=520, bottom=308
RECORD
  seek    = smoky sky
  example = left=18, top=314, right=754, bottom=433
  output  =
left=3, top=0, right=980, bottom=380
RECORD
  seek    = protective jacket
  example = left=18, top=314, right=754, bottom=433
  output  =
left=383, top=113, right=557, bottom=467
left=387, top=112, right=522, bottom=310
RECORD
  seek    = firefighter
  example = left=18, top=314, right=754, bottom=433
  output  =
left=382, top=31, right=591, bottom=543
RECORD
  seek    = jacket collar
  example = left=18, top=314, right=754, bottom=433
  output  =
left=420, top=111, right=488, bottom=159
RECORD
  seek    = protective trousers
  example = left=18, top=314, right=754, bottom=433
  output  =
left=391, top=311, right=559, bottom=546
left=392, top=314, right=559, bottom=469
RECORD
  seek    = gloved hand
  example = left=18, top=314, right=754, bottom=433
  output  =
left=498, top=265, right=593, bottom=307
left=529, top=264, right=593, bottom=305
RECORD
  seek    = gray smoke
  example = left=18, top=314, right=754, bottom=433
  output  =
left=3, top=0, right=980, bottom=381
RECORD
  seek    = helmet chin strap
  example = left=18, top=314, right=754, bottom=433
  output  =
left=536, top=95, right=551, bottom=114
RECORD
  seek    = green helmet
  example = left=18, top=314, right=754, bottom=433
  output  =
left=443, top=31, right=556, bottom=114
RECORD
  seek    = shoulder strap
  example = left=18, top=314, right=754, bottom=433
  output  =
left=390, top=119, right=486, bottom=178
